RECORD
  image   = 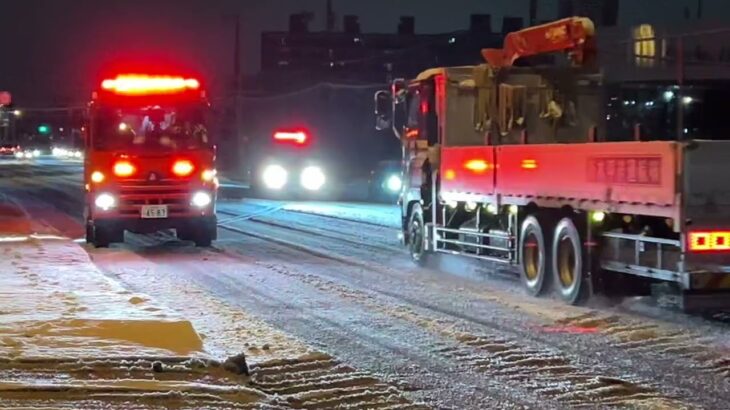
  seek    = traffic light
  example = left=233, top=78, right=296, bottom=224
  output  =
left=38, top=124, right=50, bottom=135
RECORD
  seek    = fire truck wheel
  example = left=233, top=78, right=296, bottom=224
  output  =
left=552, top=217, right=591, bottom=305
left=519, top=215, right=551, bottom=296
left=192, top=221, right=216, bottom=247
left=90, top=226, right=112, bottom=248
left=85, top=223, right=94, bottom=245
left=407, top=203, right=428, bottom=265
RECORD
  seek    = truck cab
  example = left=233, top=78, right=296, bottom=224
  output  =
left=85, top=74, right=218, bottom=247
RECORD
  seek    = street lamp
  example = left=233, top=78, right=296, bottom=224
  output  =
left=12, top=110, right=21, bottom=117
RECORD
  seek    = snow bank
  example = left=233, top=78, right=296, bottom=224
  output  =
left=0, top=233, right=204, bottom=359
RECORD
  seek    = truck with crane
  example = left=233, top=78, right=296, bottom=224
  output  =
left=375, top=17, right=730, bottom=311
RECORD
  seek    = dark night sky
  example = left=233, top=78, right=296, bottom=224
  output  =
left=0, top=0, right=727, bottom=106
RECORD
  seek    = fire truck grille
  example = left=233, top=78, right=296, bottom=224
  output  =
left=116, top=181, right=196, bottom=217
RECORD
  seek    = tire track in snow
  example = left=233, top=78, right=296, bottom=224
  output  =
left=219, top=206, right=730, bottom=389
left=91, top=244, right=424, bottom=410
left=243, top=259, right=689, bottom=409
left=216, top=216, right=729, bottom=408
left=553, top=312, right=730, bottom=381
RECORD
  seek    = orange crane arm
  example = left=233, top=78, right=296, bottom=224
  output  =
left=482, top=17, right=596, bottom=68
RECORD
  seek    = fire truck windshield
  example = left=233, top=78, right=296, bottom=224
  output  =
left=93, top=105, right=209, bottom=152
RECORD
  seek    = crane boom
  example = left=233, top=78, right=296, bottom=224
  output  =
left=482, top=17, right=596, bottom=68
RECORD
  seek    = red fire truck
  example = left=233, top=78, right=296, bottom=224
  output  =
left=85, top=73, right=218, bottom=247
left=375, top=17, right=730, bottom=311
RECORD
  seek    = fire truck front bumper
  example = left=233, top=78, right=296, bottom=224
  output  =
left=92, top=215, right=217, bottom=235
left=88, top=185, right=217, bottom=235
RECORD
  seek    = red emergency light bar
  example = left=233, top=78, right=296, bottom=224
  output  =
left=273, top=131, right=308, bottom=145
left=101, top=74, right=200, bottom=95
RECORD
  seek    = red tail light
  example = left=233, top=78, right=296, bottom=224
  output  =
left=688, top=231, right=730, bottom=252
left=113, top=160, right=136, bottom=177
left=172, top=159, right=195, bottom=177
left=274, top=131, right=308, bottom=145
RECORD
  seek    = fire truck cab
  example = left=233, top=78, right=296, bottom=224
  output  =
left=85, top=73, right=218, bottom=248
left=376, top=18, right=730, bottom=311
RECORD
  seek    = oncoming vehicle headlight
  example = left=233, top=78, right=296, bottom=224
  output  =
left=73, top=150, right=82, bottom=158
left=386, top=174, right=402, bottom=192
left=300, top=166, right=326, bottom=191
left=94, top=193, right=116, bottom=211
left=24, top=151, right=34, bottom=159
left=15, top=152, right=24, bottom=159
left=192, top=191, right=212, bottom=208
left=32, top=150, right=41, bottom=157
left=262, top=164, right=287, bottom=190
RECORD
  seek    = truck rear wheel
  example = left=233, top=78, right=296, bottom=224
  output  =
left=407, top=203, right=428, bottom=265
left=552, top=217, right=591, bottom=305
left=519, top=215, right=551, bottom=296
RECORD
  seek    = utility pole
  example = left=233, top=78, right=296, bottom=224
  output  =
left=697, top=0, right=703, bottom=19
left=529, top=0, right=537, bottom=26
left=232, top=13, right=242, bottom=173
left=326, top=0, right=335, bottom=32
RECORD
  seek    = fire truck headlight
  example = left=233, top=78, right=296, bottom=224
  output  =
left=300, top=166, right=326, bottom=191
left=192, top=191, right=212, bottom=208
left=95, top=193, right=116, bottom=211
left=386, top=174, right=402, bottom=192
left=262, top=164, right=288, bottom=190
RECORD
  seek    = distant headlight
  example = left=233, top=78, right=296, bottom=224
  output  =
left=32, top=150, right=41, bottom=157
left=192, top=191, right=212, bottom=208
left=73, top=151, right=82, bottom=158
left=262, top=164, right=288, bottom=190
left=300, top=166, right=326, bottom=191
left=94, top=193, right=116, bottom=210
left=24, top=152, right=34, bottom=159
left=386, top=174, right=402, bottom=192
left=15, top=152, right=24, bottom=159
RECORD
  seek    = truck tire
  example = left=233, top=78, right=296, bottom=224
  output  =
left=407, top=203, right=428, bottom=265
left=519, top=215, right=551, bottom=296
left=552, top=217, right=591, bottom=305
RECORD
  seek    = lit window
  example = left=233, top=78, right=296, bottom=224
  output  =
left=633, top=24, right=656, bottom=67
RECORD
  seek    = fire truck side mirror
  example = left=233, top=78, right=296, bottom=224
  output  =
left=374, top=90, right=392, bottom=131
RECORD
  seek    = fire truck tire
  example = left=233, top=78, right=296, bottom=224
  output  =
left=552, top=217, right=591, bottom=305
left=192, top=221, right=216, bottom=247
left=90, top=226, right=113, bottom=248
left=519, top=215, right=551, bottom=296
left=85, top=223, right=94, bottom=245
left=407, top=203, right=428, bottom=265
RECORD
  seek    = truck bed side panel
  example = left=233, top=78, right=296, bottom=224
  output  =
left=440, top=146, right=496, bottom=198
left=494, top=141, right=678, bottom=208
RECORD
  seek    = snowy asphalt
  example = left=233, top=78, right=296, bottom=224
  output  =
left=0, top=158, right=728, bottom=409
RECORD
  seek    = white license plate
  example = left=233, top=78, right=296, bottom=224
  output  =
left=141, top=205, right=168, bottom=219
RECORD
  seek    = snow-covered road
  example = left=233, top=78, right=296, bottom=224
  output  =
left=0, top=160, right=728, bottom=409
